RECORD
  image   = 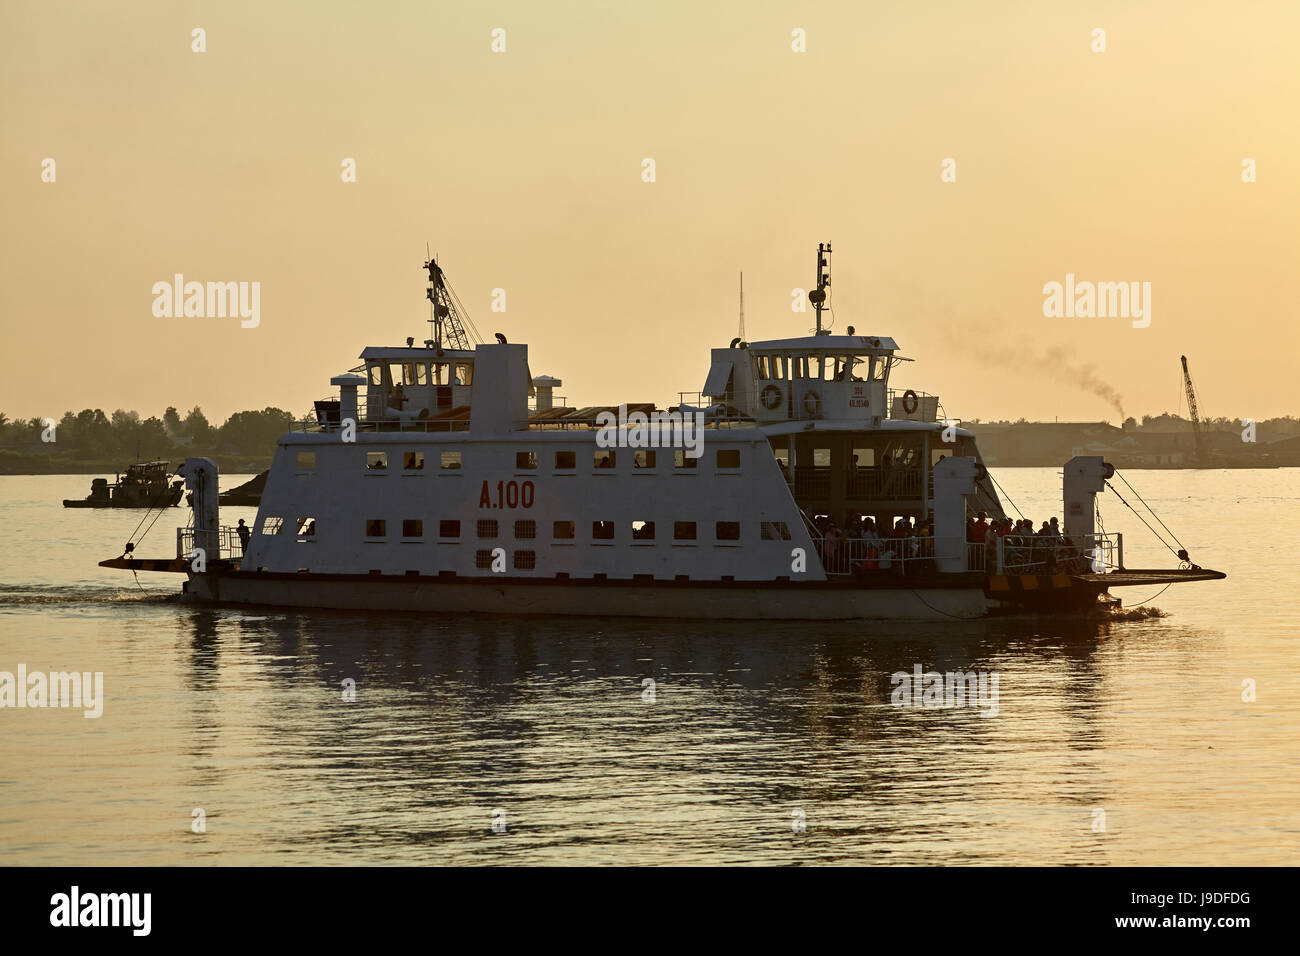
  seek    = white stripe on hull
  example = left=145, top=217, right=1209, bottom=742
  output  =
left=183, top=573, right=990, bottom=621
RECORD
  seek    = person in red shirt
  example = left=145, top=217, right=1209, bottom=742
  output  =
left=970, top=511, right=990, bottom=543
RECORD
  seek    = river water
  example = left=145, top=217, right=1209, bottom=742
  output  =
left=0, top=470, right=1296, bottom=865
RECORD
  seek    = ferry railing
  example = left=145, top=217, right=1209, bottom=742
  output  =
left=528, top=396, right=568, bottom=411
left=809, top=534, right=976, bottom=576
left=887, top=388, right=942, bottom=421
left=177, top=526, right=247, bottom=561
left=794, top=466, right=831, bottom=498
left=789, top=466, right=926, bottom=501
left=676, top=392, right=746, bottom=428
left=290, top=393, right=749, bottom=434
left=845, top=466, right=923, bottom=500
left=992, top=532, right=1122, bottom=576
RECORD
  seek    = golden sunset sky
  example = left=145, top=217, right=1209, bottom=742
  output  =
left=2, top=0, right=1297, bottom=424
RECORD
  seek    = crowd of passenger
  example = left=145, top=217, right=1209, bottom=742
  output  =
left=812, top=514, right=936, bottom=574
left=966, top=511, right=1091, bottom=573
left=811, top=510, right=1096, bottom=575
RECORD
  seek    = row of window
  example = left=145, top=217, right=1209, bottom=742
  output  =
left=265, top=517, right=792, bottom=542
left=368, top=362, right=474, bottom=388
left=299, top=448, right=744, bottom=472
left=753, top=353, right=890, bottom=383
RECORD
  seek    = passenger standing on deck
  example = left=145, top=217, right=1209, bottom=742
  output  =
left=971, top=511, right=989, bottom=543
left=824, top=521, right=843, bottom=573
left=236, top=518, right=251, bottom=554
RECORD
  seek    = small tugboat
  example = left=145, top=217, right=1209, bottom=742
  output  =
left=101, top=246, right=1225, bottom=619
left=64, top=461, right=184, bottom=509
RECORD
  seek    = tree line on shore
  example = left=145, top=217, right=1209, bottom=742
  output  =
left=0, top=406, right=297, bottom=461
left=970, top=413, right=1300, bottom=434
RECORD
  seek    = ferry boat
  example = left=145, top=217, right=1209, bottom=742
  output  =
left=64, top=461, right=184, bottom=509
left=102, top=246, right=1224, bottom=619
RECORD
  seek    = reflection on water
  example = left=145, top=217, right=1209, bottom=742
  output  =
left=1, top=472, right=1298, bottom=864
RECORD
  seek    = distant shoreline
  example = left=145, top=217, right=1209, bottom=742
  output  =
left=0, top=458, right=272, bottom=476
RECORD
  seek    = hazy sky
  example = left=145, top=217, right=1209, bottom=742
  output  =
left=3, top=1, right=1297, bottom=425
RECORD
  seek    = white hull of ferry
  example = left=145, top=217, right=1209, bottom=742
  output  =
left=182, top=572, right=991, bottom=621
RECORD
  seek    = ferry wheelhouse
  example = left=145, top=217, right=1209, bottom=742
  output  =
left=104, top=246, right=1224, bottom=619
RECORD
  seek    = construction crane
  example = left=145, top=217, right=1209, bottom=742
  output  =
left=1180, top=355, right=1208, bottom=464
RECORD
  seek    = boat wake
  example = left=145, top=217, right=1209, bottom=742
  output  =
left=0, top=584, right=179, bottom=607
left=1102, top=604, right=1169, bottom=621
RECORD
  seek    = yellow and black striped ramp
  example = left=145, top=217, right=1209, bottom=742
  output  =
left=987, top=572, right=1075, bottom=594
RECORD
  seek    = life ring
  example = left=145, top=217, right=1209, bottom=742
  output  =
left=902, top=389, right=919, bottom=415
left=802, top=390, right=822, bottom=418
left=761, top=384, right=783, bottom=410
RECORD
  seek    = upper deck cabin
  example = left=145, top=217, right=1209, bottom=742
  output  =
left=358, top=345, right=483, bottom=423
left=314, top=341, right=536, bottom=435
left=701, top=333, right=939, bottom=425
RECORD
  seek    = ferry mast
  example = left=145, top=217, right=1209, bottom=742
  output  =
left=809, top=241, right=832, bottom=335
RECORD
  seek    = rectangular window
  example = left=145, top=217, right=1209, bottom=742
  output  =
left=716, top=521, right=741, bottom=541
left=402, top=363, right=421, bottom=386
left=402, top=519, right=423, bottom=538
left=475, top=549, right=495, bottom=569
left=296, top=517, right=316, bottom=537
left=755, top=355, right=769, bottom=380
left=477, top=519, right=498, bottom=538
left=403, top=451, right=425, bottom=470
left=368, top=365, right=384, bottom=386
left=439, top=520, right=460, bottom=538
left=514, top=519, right=536, bottom=539
left=852, top=446, right=875, bottom=468
left=261, top=517, right=284, bottom=535
left=366, top=451, right=387, bottom=470
left=594, top=449, right=616, bottom=469
left=633, top=450, right=656, bottom=469
left=441, top=450, right=462, bottom=470
left=674, top=449, right=698, bottom=469
left=297, top=452, right=315, bottom=470
left=513, top=550, right=536, bottom=570
left=552, top=521, right=575, bottom=540
left=673, top=521, right=697, bottom=541
left=429, top=362, right=451, bottom=385
left=554, top=451, right=576, bottom=469
left=813, top=448, right=831, bottom=467
left=516, top=451, right=538, bottom=470
left=761, top=521, right=792, bottom=540
left=632, top=520, right=655, bottom=541
left=716, top=448, right=741, bottom=469
left=454, top=363, right=474, bottom=386
left=592, top=520, right=615, bottom=540
left=365, top=519, right=386, bottom=537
